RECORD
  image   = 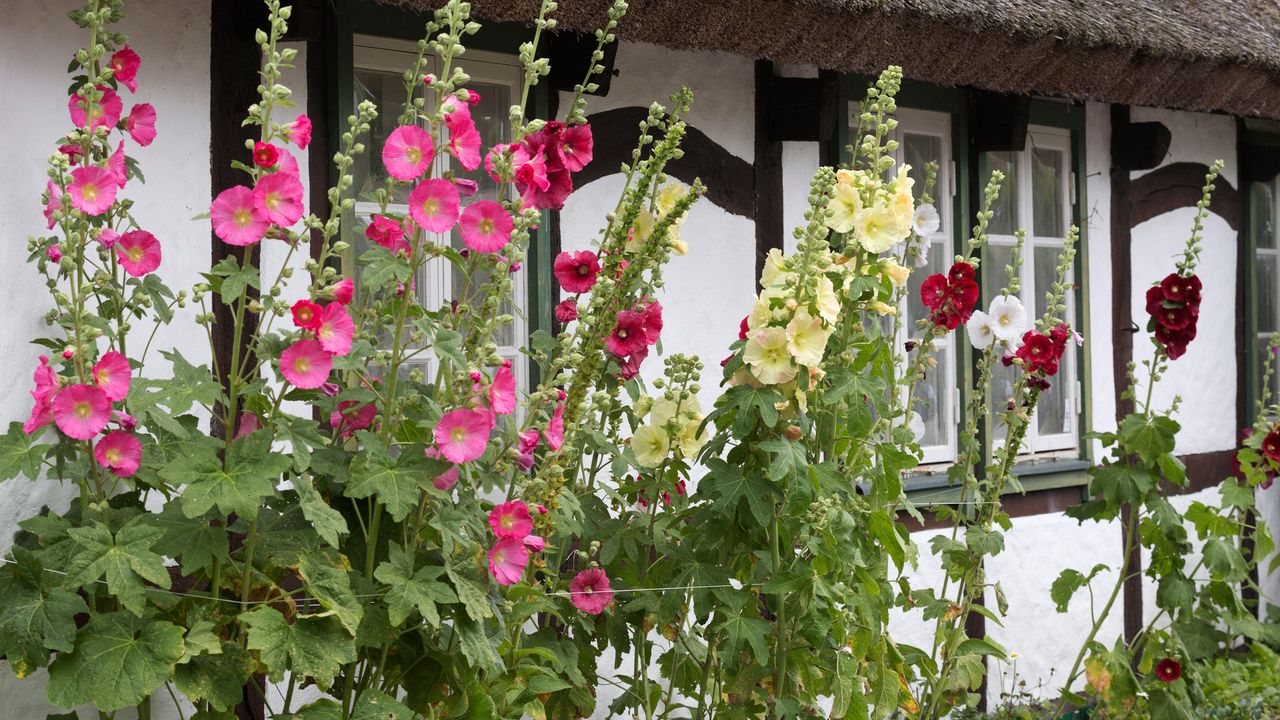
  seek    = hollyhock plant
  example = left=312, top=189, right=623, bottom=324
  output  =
left=126, top=103, right=156, bottom=146
left=365, top=214, right=410, bottom=256
left=291, top=299, right=322, bottom=330
left=330, top=401, right=377, bottom=436
left=569, top=567, right=613, bottom=615
left=316, top=302, right=355, bottom=356
left=1263, top=429, right=1280, bottom=463
left=52, top=384, right=111, bottom=440
left=554, top=250, right=600, bottom=293
left=1146, top=272, right=1202, bottom=360
left=489, top=501, right=533, bottom=539
left=434, top=407, right=493, bottom=463
left=382, top=124, right=435, bottom=181
left=253, top=171, right=305, bottom=227
left=280, top=338, right=334, bottom=389
left=442, top=97, right=481, bottom=171
left=68, top=166, right=118, bottom=216
left=282, top=114, right=312, bottom=148
left=488, top=536, right=529, bottom=586
left=93, top=430, right=141, bottom=477
left=920, top=261, right=980, bottom=330
left=109, top=46, right=141, bottom=92
left=115, top=230, right=161, bottom=277
left=68, top=86, right=122, bottom=130
left=408, top=178, right=461, bottom=233
left=558, top=124, right=594, bottom=173
left=92, top=351, right=132, bottom=402
left=23, top=356, right=58, bottom=435
left=212, top=185, right=268, bottom=245
left=459, top=200, right=514, bottom=253
left=1154, top=658, right=1182, bottom=683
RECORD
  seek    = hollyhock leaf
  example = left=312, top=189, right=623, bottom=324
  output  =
left=291, top=700, right=342, bottom=719
left=352, top=689, right=415, bottom=720
left=294, top=475, right=348, bottom=547
left=0, top=550, right=87, bottom=674
left=165, top=432, right=291, bottom=520
left=241, top=606, right=355, bottom=687
left=446, top=562, right=493, bottom=622
left=345, top=431, right=431, bottom=522
left=64, top=519, right=170, bottom=617
left=757, top=438, right=808, bottom=482
left=1156, top=574, right=1195, bottom=614
left=45, top=612, right=184, bottom=712
left=725, top=384, right=783, bottom=434
left=700, top=458, right=774, bottom=526
left=154, top=350, right=222, bottom=414
left=210, top=255, right=260, bottom=305
left=1203, top=537, right=1249, bottom=581
left=153, top=502, right=229, bottom=577
left=456, top=616, right=504, bottom=675
left=173, top=642, right=252, bottom=712
left=1119, top=414, right=1179, bottom=467
left=274, top=415, right=327, bottom=473
left=0, top=421, right=51, bottom=481
left=715, top=608, right=770, bottom=666
left=374, top=544, right=457, bottom=627
left=299, top=553, right=364, bottom=635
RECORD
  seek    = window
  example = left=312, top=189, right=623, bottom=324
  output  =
left=349, top=36, right=529, bottom=387
left=1249, top=171, right=1279, bottom=410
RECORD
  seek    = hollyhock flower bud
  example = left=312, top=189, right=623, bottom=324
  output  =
left=282, top=115, right=312, bottom=149
left=46, top=244, right=63, bottom=263
left=62, top=348, right=76, bottom=360
left=554, top=299, right=578, bottom=323
left=452, top=178, right=479, bottom=196
left=114, top=410, right=137, bottom=431
left=331, top=278, right=354, bottom=305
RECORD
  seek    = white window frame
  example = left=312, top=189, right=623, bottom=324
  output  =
left=351, top=36, right=529, bottom=390
left=1252, top=176, right=1280, bottom=408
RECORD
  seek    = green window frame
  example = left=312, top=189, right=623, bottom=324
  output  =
left=1242, top=124, right=1280, bottom=415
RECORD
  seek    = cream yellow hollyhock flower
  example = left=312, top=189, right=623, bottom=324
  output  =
left=761, top=248, right=787, bottom=288
left=627, top=209, right=656, bottom=253
left=749, top=285, right=787, bottom=331
left=670, top=233, right=689, bottom=256
left=631, top=424, right=670, bottom=468
left=786, top=309, right=832, bottom=367
left=634, top=394, right=654, bottom=419
left=869, top=300, right=897, bottom=315
left=881, top=258, right=911, bottom=286
left=677, top=416, right=710, bottom=458
left=825, top=182, right=862, bottom=234
left=651, top=395, right=700, bottom=427
left=815, top=275, right=840, bottom=325
left=743, top=326, right=797, bottom=385
left=656, top=181, right=687, bottom=215
left=890, top=164, right=915, bottom=220
left=853, top=201, right=910, bottom=254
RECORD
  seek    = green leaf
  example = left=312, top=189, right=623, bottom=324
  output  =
left=155, top=350, right=222, bottom=413
left=447, top=563, right=493, bottom=622
left=0, top=550, right=88, bottom=678
left=1049, top=563, right=1108, bottom=613
left=46, top=612, right=185, bottom=712
left=699, top=459, right=774, bottom=526
left=715, top=609, right=770, bottom=666
left=345, top=432, right=431, bottom=522
left=1094, top=463, right=1154, bottom=507
left=295, top=475, right=348, bottom=547
left=351, top=688, right=414, bottom=719
left=456, top=616, right=504, bottom=675
left=287, top=700, right=342, bottom=720
left=209, top=255, right=261, bottom=305
left=1156, top=453, right=1187, bottom=486
left=274, top=416, right=328, bottom=473
left=299, top=553, right=364, bottom=635
left=154, top=502, right=230, bottom=576
left=1203, top=537, right=1249, bottom=581
left=241, top=606, right=356, bottom=688
left=65, top=518, right=170, bottom=616
left=757, top=439, right=809, bottom=482
left=1119, top=413, right=1178, bottom=466
left=175, top=642, right=252, bottom=712
left=1156, top=574, right=1195, bottom=613
left=167, top=431, right=291, bottom=520
left=724, top=384, right=782, bottom=434
left=374, top=544, right=457, bottom=627
left=0, top=421, right=49, bottom=482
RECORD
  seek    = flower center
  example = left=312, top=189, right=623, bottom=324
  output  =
left=451, top=426, right=468, bottom=443
left=105, top=448, right=121, bottom=464
left=266, top=192, right=281, bottom=210
left=234, top=208, right=253, bottom=228
left=478, top=218, right=494, bottom=234
left=74, top=401, right=92, bottom=419
left=422, top=198, right=439, bottom=215
left=295, top=357, right=310, bottom=373
left=577, top=264, right=589, bottom=275
left=82, top=183, right=98, bottom=201
left=127, top=246, right=143, bottom=263
left=617, top=329, right=628, bottom=339
left=406, top=147, right=422, bottom=164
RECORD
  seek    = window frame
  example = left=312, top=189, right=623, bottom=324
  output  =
left=1242, top=122, right=1280, bottom=415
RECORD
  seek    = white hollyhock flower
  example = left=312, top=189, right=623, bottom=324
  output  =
left=966, top=310, right=996, bottom=349
left=987, top=294, right=1028, bottom=344
left=913, top=203, right=940, bottom=236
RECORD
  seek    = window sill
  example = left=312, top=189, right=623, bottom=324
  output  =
left=903, top=457, right=1091, bottom=505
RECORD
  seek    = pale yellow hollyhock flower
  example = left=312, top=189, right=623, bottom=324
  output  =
left=825, top=182, right=862, bottom=234
left=881, top=258, right=911, bottom=286
left=853, top=201, right=909, bottom=254
left=627, top=209, right=656, bottom=253
left=651, top=396, right=699, bottom=427
left=677, top=416, right=710, bottom=458
left=815, top=275, right=841, bottom=325
left=743, top=326, right=798, bottom=385
left=890, top=164, right=915, bottom=217
left=749, top=285, right=787, bottom=331
left=869, top=300, right=897, bottom=315
left=631, top=424, right=670, bottom=468
left=786, top=309, right=832, bottom=367
left=670, top=232, right=689, bottom=256
left=760, top=248, right=787, bottom=288
left=634, top=394, right=653, bottom=419
left=656, top=181, right=687, bottom=215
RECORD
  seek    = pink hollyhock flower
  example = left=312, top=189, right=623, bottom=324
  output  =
left=408, top=178, right=460, bottom=233
left=518, top=428, right=540, bottom=454
left=453, top=178, right=478, bottom=197
left=52, top=384, right=111, bottom=440
left=569, top=567, right=613, bottom=615
left=275, top=149, right=300, bottom=178
left=23, top=356, right=59, bottom=435
left=484, top=143, right=510, bottom=183
left=606, top=311, right=648, bottom=357
left=463, top=89, right=482, bottom=105
left=641, top=301, right=663, bottom=345
left=317, top=302, right=355, bottom=356
left=523, top=535, right=546, bottom=552
left=489, top=363, right=517, bottom=415
left=434, top=407, right=493, bottom=463
left=94, top=430, right=141, bottom=477
left=365, top=214, right=410, bottom=256
left=253, top=171, right=305, bottom=227
left=442, top=98, right=482, bottom=171
left=546, top=402, right=565, bottom=451
left=553, top=251, right=600, bottom=294
left=382, top=125, right=435, bottom=181
left=488, top=537, right=529, bottom=586
left=44, top=181, right=63, bottom=230
left=619, top=347, right=648, bottom=381
left=115, top=230, right=161, bottom=277
left=108, top=142, right=128, bottom=188
left=92, top=351, right=132, bottom=402
left=555, top=299, right=578, bottom=323
left=58, top=144, right=84, bottom=160
left=292, top=299, right=322, bottom=330
left=68, top=86, right=122, bottom=130
left=126, top=103, right=157, bottom=147
left=280, top=339, right=333, bottom=389
left=68, top=167, right=118, bottom=216
left=424, top=447, right=460, bottom=491
left=97, top=228, right=119, bottom=249
left=114, top=410, right=138, bottom=431
left=234, top=412, right=261, bottom=439
left=488, top=500, right=533, bottom=539
left=109, top=46, right=141, bottom=92
left=520, top=165, right=573, bottom=211
left=46, top=244, right=63, bottom=263
left=515, top=145, right=550, bottom=191
left=330, top=400, right=377, bottom=436
left=332, top=278, right=354, bottom=305
left=212, top=186, right=269, bottom=246
left=559, top=124, right=594, bottom=173
left=459, top=200, right=514, bottom=253
left=282, top=115, right=312, bottom=149
left=253, top=141, right=280, bottom=168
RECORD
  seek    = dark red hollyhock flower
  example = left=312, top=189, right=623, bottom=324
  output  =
left=619, top=347, right=647, bottom=380
left=640, top=300, right=663, bottom=345
left=921, top=274, right=950, bottom=311
left=1158, top=304, right=1194, bottom=331
left=1149, top=272, right=1202, bottom=360
left=950, top=279, right=980, bottom=314
left=1145, top=286, right=1166, bottom=316
left=554, top=299, right=578, bottom=324
left=1262, top=429, right=1280, bottom=463
left=606, top=311, right=648, bottom=357
left=948, top=262, right=975, bottom=286
left=1160, top=273, right=1198, bottom=303
left=739, top=316, right=750, bottom=341
left=1050, top=323, right=1071, bottom=351
left=1155, top=323, right=1196, bottom=360
left=922, top=262, right=980, bottom=330
left=1154, top=658, right=1182, bottom=683
left=1016, top=330, right=1062, bottom=376
left=553, top=250, right=600, bottom=294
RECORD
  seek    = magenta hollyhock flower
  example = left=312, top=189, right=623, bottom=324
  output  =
left=555, top=299, right=578, bottom=324
left=546, top=402, right=565, bottom=451
left=253, top=171, right=305, bottom=227
left=46, top=244, right=62, bottom=263
left=108, top=142, right=128, bottom=188
left=488, top=537, right=529, bottom=586
left=518, top=428, right=540, bottom=454
left=114, top=410, right=138, bottom=431
left=109, top=46, right=141, bottom=92
left=68, top=86, right=122, bottom=130
left=316, top=302, right=355, bottom=356
left=115, top=230, right=161, bottom=277
left=44, top=181, right=63, bottom=230
left=520, top=165, right=572, bottom=212
left=97, top=228, right=119, bottom=249
left=94, top=430, right=141, bottom=477
left=282, top=115, right=312, bottom=149
left=442, top=97, right=482, bottom=171
left=280, top=338, right=333, bottom=389
left=52, top=384, right=111, bottom=440
left=332, top=278, right=354, bottom=305
left=252, top=141, right=280, bottom=168
left=408, top=178, right=460, bottom=234
left=365, top=214, right=410, bottom=256
left=488, top=500, right=533, bottom=539
left=619, top=347, right=648, bottom=380
left=92, top=351, right=132, bottom=402
left=514, top=145, right=550, bottom=191
left=23, top=356, right=59, bottom=435
left=559, top=124, right=594, bottom=173
left=126, top=103, right=157, bottom=147
left=329, top=400, right=377, bottom=436
left=488, top=362, right=517, bottom=415
left=553, top=251, right=600, bottom=294
left=459, top=200, right=514, bottom=253
left=424, top=447, right=460, bottom=491
left=606, top=311, right=648, bottom=357
left=58, top=144, right=84, bottom=161
left=234, top=412, right=261, bottom=439
left=453, top=178, right=479, bottom=197
left=569, top=567, right=613, bottom=615
left=523, top=534, right=546, bottom=552
left=641, top=301, right=663, bottom=345
left=291, top=299, right=322, bottom=330
left=434, top=407, right=493, bottom=463
left=382, top=125, right=435, bottom=181
left=212, top=186, right=269, bottom=246
left=68, top=167, right=118, bottom=216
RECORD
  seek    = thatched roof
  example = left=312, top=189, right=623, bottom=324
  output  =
left=374, top=0, right=1280, bottom=119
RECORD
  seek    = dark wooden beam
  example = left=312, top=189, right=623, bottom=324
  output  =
left=754, top=60, right=783, bottom=282
left=1111, top=121, right=1171, bottom=172
left=764, top=74, right=836, bottom=143
left=969, top=90, right=1029, bottom=153
left=817, top=70, right=839, bottom=167
left=1129, top=161, right=1241, bottom=232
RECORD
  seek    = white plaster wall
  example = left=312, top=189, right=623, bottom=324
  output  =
left=1259, top=483, right=1280, bottom=613
left=0, top=2, right=212, bottom=717
left=777, top=63, right=820, bottom=257
left=1084, top=102, right=1117, bottom=457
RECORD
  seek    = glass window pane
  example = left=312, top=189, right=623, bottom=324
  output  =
left=1033, top=246, right=1066, bottom=321
left=983, top=243, right=1017, bottom=302
left=1250, top=182, right=1275, bottom=250
left=353, top=69, right=416, bottom=205
left=913, top=344, right=950, bottom=448
left=1032, top=147, right=1066, bottom=237
left=903, top=133, right=942, bottom=203
left=984, top=151, right=1018, bottom=236
left=1257, top=254, right=1278, bottom=334
left=988, top=363, right=1016, bottom=445
left=1037, top=367, right=1072, bottom=438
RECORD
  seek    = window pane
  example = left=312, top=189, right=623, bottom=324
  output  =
left=983, top=243, right=1017, bottom=302
left=1250, top=182, right=1275, bottom=250
left=353, top=69, right=416, bottom=205
left=984, top=151, right=1018, bottom=236
left=1032, top=147, right=1066, bottom=237
left=903, top=133, right=942, bottom=202
left=913, top=344, right=950, bottom=448
left=1257, top=254, right=1278, bottom=334
left=1037, top=366, right=1072, bottom=438
left=1033, top=246, right=1066, bottom=321
left=989, top=363, right=1015, bottom=445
